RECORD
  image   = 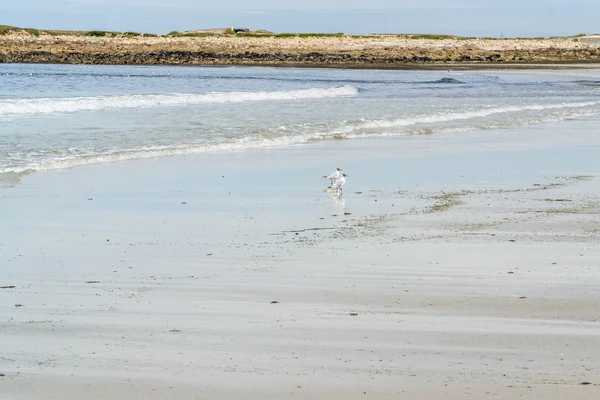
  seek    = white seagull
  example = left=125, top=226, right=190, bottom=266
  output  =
left=324, top=167, right=342, bottom=186
left=331, top=173, right=348, bottom=193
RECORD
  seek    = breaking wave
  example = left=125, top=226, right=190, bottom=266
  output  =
left=327, top=100, right=600, bottom=134
left=0, top=85, right=358, bottom=116
left=2, top=100, right=599, bottom=175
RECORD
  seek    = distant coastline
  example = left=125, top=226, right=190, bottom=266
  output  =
left=1, top=26, right=600, bottom=68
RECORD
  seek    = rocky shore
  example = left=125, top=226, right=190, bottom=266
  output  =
left=2, top=31, right=600, bottom=68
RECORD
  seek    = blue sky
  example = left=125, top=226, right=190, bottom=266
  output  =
left=1, top=0, right=597, bottom=37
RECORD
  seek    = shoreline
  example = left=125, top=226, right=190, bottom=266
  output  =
left=2, top=122, right=600, bottom=399
left=5, top=60, right=600, bottom=70
left=3, top=114, right=600, bottom=183
left=2, top=32, right=600, bottom=67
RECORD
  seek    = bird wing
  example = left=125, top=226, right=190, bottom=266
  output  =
left=325, top=171, right=338, bottom=179
left=332, top=176, right=345, bottom=187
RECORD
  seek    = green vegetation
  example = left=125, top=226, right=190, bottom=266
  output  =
left=182, top=33, right=217, bottom=37
left=274, top=33, right=297, bottom=38
left=165, top=30, right=226, bottom=37
left=238, top=32, right=274, bottom=37
left=0, top=25, right=587, bottom=42
left=298, top=33, right=344, bottom=38
left=39, top=29, right=83, bottom=36
left=84, top=30, right=109, bottom=37
left=0, top=25, right=40, bottom=37
left=0, top=25, right=19, bottom=35
left=168, top=32, right=219, bottom=37
left=350, top=35, right=381, bottom=39
left=236, top=29, right=276, bottom=37
left=122, top=31, right=159, bottom=38
left=271, top=32, right=345, bottom=38
left=407, top=34, right=457, bottom=40
left=25, top=28, right=40, bottom=37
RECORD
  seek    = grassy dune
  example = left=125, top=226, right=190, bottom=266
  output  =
left=2, top=25, right=596, bottom=40
left=1, top=25, right=599, bottom=67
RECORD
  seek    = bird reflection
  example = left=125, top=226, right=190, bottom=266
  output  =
left=329, top=193, right=346, bottom=211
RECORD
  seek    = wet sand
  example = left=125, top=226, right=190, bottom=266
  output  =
left=1, top=119, right=600, bottom=399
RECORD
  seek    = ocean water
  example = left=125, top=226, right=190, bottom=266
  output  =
left=1, top=64, right=600, bottom=176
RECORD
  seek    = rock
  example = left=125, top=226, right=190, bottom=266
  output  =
left=2, top=34, right=599, bottom=66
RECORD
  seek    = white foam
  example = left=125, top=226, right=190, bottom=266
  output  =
left=0, top=137, right=313, bottom=174
left=0, top=85, right=358, bottom=116
left=329, top=101, right=600, bottom=134
left=2, top=100, right=599, bottom=175
left=341, top=110, right=600, bottom=140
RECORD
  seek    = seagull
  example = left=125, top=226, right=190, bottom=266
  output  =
left=331, top=173, right=348, bottom=193
left=324, top=168, right=342, bottom=186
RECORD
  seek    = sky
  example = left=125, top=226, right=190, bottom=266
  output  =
left=1, top=0, right=597, bottom=37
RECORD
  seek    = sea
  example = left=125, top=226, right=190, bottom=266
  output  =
left=1, top=63, right=600, bottom=177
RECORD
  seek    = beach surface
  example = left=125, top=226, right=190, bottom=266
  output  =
left=1, top=30, right=600, bottom=67
left=2, top=118, right=600, bottom=399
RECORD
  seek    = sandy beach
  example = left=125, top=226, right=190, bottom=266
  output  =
left=2, top=116, right=600, bottom=399
left=1, top=29, right=600, bottom=67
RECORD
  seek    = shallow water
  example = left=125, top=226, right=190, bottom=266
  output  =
left=1, top=64, right=600, bottom=175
